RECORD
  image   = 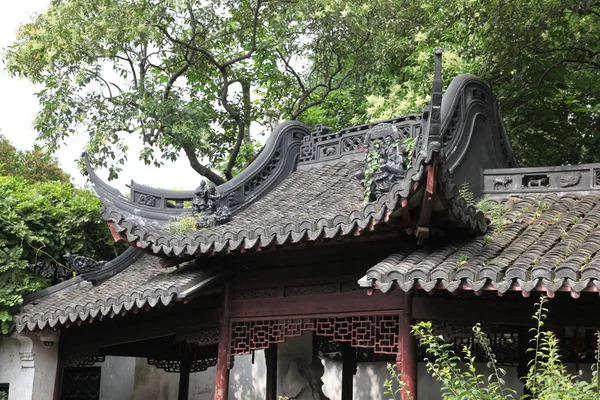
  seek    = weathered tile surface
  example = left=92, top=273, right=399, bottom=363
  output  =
left=14, top=254, right=214, bottom=333
left=360, top=194, right=600, bottom=295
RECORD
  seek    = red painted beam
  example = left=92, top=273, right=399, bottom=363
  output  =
left=214, top=284, right=231, bottom=400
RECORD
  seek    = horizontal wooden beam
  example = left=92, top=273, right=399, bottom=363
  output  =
left=412, top=295, right=600, bottom=328
left=230, top=290, right=402, bottom=319
left=60, top=302, right=220, bottom=354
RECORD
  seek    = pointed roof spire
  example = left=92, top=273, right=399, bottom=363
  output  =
left=429, top=48, right=443, bottom=140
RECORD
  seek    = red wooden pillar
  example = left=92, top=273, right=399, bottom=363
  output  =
left=214, top=283, right=231, bottom=400
left=265, top=344, right=278, bottom=400
left=398, top=292, right=417, bottom=400
left=341, top=342, right=357, bottom=400
left=178, top=346, right=191, bottom=400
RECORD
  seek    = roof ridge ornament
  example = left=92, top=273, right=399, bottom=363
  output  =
left=193, top=181, right=232, bottom=228
left=421, top=48, right=443, bottom=157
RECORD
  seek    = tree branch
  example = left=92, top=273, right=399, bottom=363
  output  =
left=181, top=141, right=226, bottom=185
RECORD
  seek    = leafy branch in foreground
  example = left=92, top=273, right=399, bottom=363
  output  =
left=0, top=176, right=122, bottom=334
left=408, top=296, right=600, bottom=399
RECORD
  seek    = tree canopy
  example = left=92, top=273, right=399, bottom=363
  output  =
left=4, top=0, right=600, bottom=178
left=4, top=0, right=388, bottom=183
left=0, top=138, right=122, bottom=334
left=0, top=133, right=71, bottom=183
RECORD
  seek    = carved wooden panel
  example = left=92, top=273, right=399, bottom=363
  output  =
left=60, top=367, right=101, bottom=400
left=284, top=283, right=336, bottom=296
left=147, top=357, right=218, bottom=373
left=233, top=288, right=278, bottom=300
left=231, top=314, right=399, bottom=356
left=176, top=328, right=220, bottom=345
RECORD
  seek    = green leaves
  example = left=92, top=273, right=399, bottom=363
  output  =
left=410, top=297, right=600, bottom=399
left=0, top=175, right=122, bottom=333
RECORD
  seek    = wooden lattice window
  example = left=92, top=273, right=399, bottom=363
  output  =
left=60, top=367, right=101, bottom=400
left=231, top=314, right=400, bottom=356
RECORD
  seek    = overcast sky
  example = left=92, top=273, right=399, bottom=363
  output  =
left=0, top=1, right=201, bottom=192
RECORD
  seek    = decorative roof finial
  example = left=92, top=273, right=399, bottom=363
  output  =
left=429, top=48, right=443, bottom=140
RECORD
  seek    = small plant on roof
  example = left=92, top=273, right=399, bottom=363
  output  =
left=165, top=213, right=199, bottom=235
left=477, top=196, right=508, bottom=234
left=362, top=141, right=384, bottom=202
left=456, top=253, right=470, bottom=268
left=361, top=137, right=416, bottom=203
left=459, top=182, right=475, bottom=204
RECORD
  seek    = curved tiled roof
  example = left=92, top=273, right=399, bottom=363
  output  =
left=14, top=253, right=219, bottom=333
left=104, top=161, right=400, bottom=257
left=89, top=71, right=515, bottom=260
left=360, top=194, right=600, bottom=297
left=101, top=153, right=488, bottom=258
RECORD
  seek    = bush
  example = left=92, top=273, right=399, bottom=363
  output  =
left=407, top=296, right=600, bottom=399
left=0, top=176, right=122, bottom=333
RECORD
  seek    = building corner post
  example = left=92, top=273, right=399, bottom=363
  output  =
left=399, top=292, right=417, bottom=400
left=214, top=282, right=231, bottom=400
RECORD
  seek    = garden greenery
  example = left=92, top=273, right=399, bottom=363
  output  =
left=0, top=176, right=121, bottom=334
left=402, top=296, right=600, bottom=400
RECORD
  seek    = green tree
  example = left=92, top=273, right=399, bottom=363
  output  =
left=4, top=0, right=381, bottom=183
left=0, top=176, right=122, bottom=333
left=358, top=0, right=600, bottom=167
left=0, top=133, right=71, bottom=183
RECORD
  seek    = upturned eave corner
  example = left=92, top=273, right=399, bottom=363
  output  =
left=83, top=121, right=312, bottom=224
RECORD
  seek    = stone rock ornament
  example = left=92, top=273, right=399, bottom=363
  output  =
left=559, top=172, right=582, bottom=188
left=193, top=181, right=232, bottom=228
left=356, top=123, right=410, bottom=198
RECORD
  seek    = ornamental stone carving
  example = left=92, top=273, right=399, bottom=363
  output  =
left=356, top=123, right=410, bottom=198
left=192, top=181, right=232, bottom=228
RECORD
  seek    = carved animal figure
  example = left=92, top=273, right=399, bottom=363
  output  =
left=492, top=176, right=512, bottom=190
left=527, top=177, right=549, bottom=188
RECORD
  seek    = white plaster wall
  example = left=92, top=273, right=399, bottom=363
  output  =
left=189, top=364, right=216, bottom=399
left=98, top=356, right=135, bottom=400
left=322, top=359, right=390, bottom=400
left=82, top=354, right=597, bottom=400
left=321, top=361, right=526, bottom=400
left=97, top=352, right=266, bottom=400
left=0, top=337, right=35, bottom=400
left=132, top=357, right=179, bottom=400
left=31, top=336, right=59, bottom=400
left=227, top=352, right=266, bottom=400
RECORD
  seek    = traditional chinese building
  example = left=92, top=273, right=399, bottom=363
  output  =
left=3, top=52, right=600, bottom=400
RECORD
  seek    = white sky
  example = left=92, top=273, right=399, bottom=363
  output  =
left=0, top=1, right=202, bottom=192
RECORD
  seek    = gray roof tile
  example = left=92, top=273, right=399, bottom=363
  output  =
left=14, top=254, right=216, bottom=333
left=101, top=157, right=487, bottom=258
left=360, top=194, right=600, bottom=297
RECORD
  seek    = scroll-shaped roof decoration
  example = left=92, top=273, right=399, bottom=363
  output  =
left=87, top=51, right=518, bottom=260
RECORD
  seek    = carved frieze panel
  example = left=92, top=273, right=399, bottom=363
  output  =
left=483, top=164, right=600, bottom=195
left=137, top=194, right=158, bottom=207
left=284, top=284, right=336, bottom=297
left=62, top=353, right=105, bottom=368
left=147, top=357, right=218, bottom=373
left=298, top=116, right=421, bottom=166
left=176, top=328, right=220, bottom=346
left=233, top=288, right=278, bottom=300
left=230, top=314, right=400, bottom=356
left=594, top=169, right=600, bottom=187
left=244, top=147, right=282, bottom=197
